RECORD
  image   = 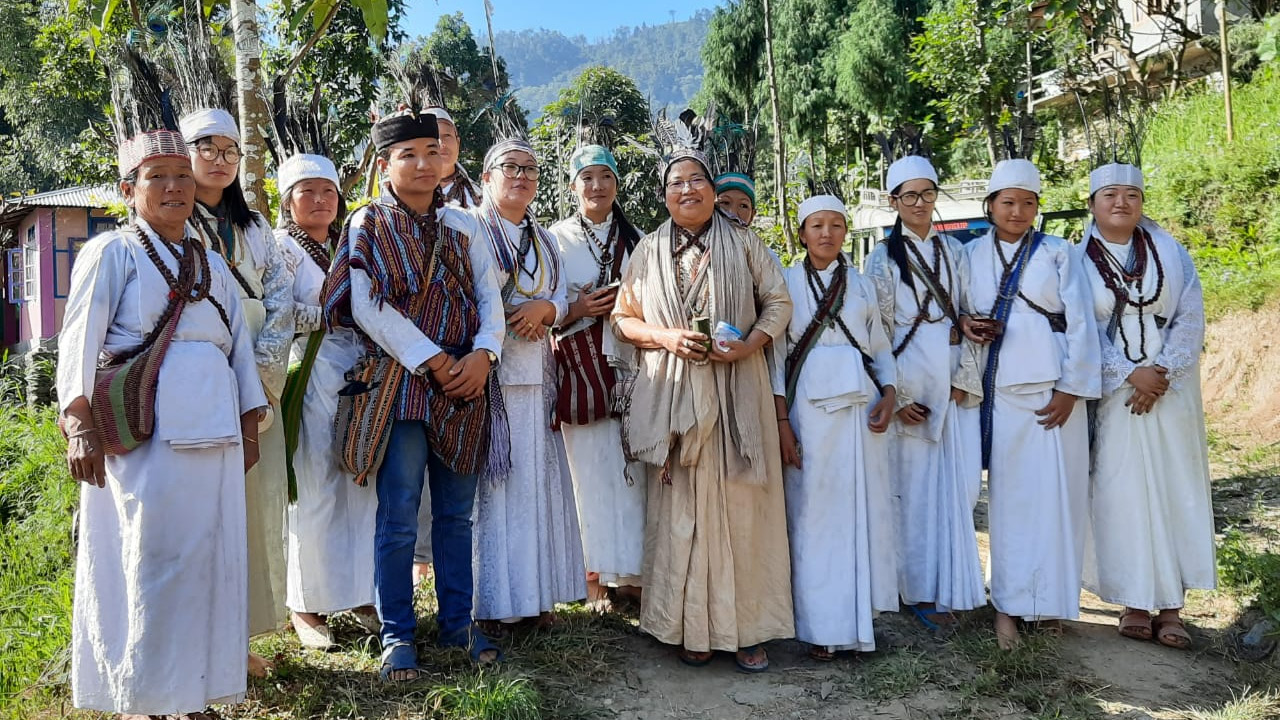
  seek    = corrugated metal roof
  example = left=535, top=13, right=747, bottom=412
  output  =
left=6, top=184, right=122, bottom=209
left=0, top=184, right=123, bottom=237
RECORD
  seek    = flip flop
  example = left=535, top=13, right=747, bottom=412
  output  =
left=441, top=623, right=504, bottom=665
left=379, top=643, right=421, bottom=683
left=677, top=647, right=714, bottom=667
left=909, top=604, right=942, bottom=632
left=735, top=644, right=769, bottom=673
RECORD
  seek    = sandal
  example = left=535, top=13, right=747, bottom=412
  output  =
left=677, top=647, right=714, bottom=667
left=1153, top=613, right=1191, bottom=650
left=379, top=643, right=421, bottom=683
left=441, top=623, right=503, bottom=666
left=293, top=613, right=336, bottom=651
left=807, top=644, right=835, bottom=662
left=1117, top=608, right=1153, bottom=641
left=735, top=644, right=770, bottom=673
left=909, top=604, right=955, bottom=631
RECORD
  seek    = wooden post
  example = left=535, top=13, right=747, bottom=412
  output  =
left=1218, top=0, right=1234, bottom=143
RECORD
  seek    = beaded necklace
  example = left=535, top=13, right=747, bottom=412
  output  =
left=577, top=214, right=620, bottom=286
left=1085, top=225, right=1164, bottom=363
left=287, top=222, right=335, bottom=275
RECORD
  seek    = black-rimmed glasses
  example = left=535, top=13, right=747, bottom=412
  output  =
left=494, top=162, right=540, bottom=180
left=892, top=189, right=938, bottom=206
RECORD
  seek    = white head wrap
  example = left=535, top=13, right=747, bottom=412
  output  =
left=278, top=154, right=339, bottom=197
left=798, top=194, right=848, bottom=227
left=178, top=108, right=241, bottom=144
left=424, top=107, right=455, bottom=126
left=1089, top=163, right=1144, bottom=196
left=886, top=155, right=938, bottom=193
left=987, top=158, right=1041, bottom=196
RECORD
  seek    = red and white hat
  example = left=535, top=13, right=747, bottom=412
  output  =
left=117, top=129, right=190, bottom=179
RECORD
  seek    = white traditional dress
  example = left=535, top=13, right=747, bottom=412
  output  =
left=57, top=220, right=266, bottom=715
left=612, top=214, right=795, bottom=652
left=191, top=205, right=294, bottom=636
left=1076, top=220, right=1215, bottom=609
left=279, top=228, right=378, bottom=615
left=547, top=212, right=645, bottom=587
left=962, top=230, right=1100, bottom=621
left=865, top=229, right=986, bottom=613
left=774, top=259, right=900, bottom=651
left=470, top=203, right=587, bottom=620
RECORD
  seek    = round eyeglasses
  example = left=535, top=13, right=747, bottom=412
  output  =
left=191, top=142, right=243, bottom=165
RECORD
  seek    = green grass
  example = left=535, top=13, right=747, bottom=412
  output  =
left=1176, top=688, right=1280, bottom=720
left=0, top=405, right=77, bottom=714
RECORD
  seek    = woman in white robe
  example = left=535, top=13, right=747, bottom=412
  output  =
left=547, top=145, right=646, bottom=600
left=1075, top=163, right=1215, bottom=649
left=774, top=196, right=899, bottom=658
left=276, top=155, right=380, bottom=649
left=57, top=138, right=267, bottom=716
left=960, top=159, right=1100, bottom=649
left=469, top=140, right=587, bottom=625
left=181, top=109, right=295, bottom=660
left=864, top=156, right=985, bottom=626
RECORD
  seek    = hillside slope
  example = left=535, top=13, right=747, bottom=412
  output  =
left=495, top=11, right=710, bottom=117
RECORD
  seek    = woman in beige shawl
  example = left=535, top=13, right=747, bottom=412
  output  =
left=612, top=150, right=794, bottom=672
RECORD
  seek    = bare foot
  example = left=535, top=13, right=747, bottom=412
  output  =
left=247, top=651, right=274, bottom=678
left=995, top=612, right=1021, bottom=651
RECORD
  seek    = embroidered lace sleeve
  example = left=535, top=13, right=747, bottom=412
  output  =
left=857, top=272, right=898, bottom=390
left=253, top=219, right=297, bottom=399
left=863, top=244, right=899, bottom=345
left=1155, top=243, right=1205, bottom=386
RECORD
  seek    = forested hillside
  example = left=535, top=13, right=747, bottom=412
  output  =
left=495, top=11, right=710, bottom=118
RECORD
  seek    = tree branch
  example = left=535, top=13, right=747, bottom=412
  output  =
left=278, top=0, right=342, bottom=87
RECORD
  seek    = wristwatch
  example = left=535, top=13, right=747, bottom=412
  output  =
left=483, top=349, right=499, bottom=365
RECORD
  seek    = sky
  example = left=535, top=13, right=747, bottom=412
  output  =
left=403, top=0, right=724, bottom=42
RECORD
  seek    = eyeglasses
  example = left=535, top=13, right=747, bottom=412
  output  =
left=665, top=176, right=709, bottom=192
left=494, top=162, right=540, bottom=180
left=191, top=143, right=243, bottom=164
left=892, top=189, right=938, bottom=206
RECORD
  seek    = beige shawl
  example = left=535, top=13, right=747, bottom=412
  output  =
left=615, top=213, right=791, bottom=485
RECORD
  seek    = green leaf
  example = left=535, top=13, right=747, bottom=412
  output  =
left=310, top=0, right=338, bottom=32
left=89, top=0, right=122, bottom=30
left=351, top=0, right=387, bottom=47
left=286, top=0, right=318, bottom=36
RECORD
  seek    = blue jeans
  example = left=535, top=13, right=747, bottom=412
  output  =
left=374, top=420, right=479, bottom=655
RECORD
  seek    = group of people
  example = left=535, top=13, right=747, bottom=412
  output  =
left=55, top=94, right=1216, bottom=719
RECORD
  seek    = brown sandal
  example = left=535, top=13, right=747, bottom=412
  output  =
left=1118, top=608, right=1153, bottom=641
left=678, top=647, right=714, bottom=666
left=1153, top=613, right=1191, bottom=650
left=807, top=644, right=835, bottom=662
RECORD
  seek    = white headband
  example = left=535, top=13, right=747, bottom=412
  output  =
left=178, top=108, right=241, bottom=145
left=887, top=155, right=938, bottom=193
left=1089, top=163, right=1144, bottom=195
left=798, top=194, right=847, bottom=227
left=987, top=158, right=1041, bottom=196
left=423, top=107, right=455, bottom=126
left=276, top=154, right=340, bottom=226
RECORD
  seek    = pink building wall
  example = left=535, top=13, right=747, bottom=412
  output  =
left=10, top=206, right=116, bottom=348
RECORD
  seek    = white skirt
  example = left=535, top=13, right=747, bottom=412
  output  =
left=987, top=385, right=1089, bottom=620
left=893, top=401, right=987, bottom=612
left=1084, top=380, right=1217, bottom=609
left=72, top=440, right=247, bottom=715
left=473, top=381, right=587, bottom=619
left=559, top=419, right=645, bottom=586
left=285, top=331, right=378, bottom=613
left=786, top=396, right=898, bottom=651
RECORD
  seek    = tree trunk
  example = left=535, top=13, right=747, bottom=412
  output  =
left=761, top=0, right=793, bottom=253
left=230, top=0, right=271, bottom=215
